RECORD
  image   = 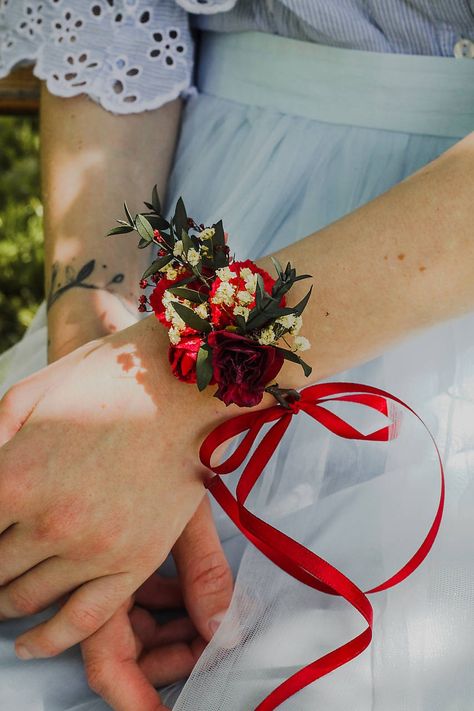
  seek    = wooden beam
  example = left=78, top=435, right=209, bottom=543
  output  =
left=0, top=67, right=40, bottom=115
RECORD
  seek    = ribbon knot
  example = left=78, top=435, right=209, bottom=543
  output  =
left=199, top=382, right=445, bottom=711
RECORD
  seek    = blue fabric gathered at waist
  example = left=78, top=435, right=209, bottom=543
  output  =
left=196, top=30, right=474, bottom=138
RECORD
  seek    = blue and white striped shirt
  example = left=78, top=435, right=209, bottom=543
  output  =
left=1, top=0, right=473, bottom=114
left=192, top=0, right=474, bottom=58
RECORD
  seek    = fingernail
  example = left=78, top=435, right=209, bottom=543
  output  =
left=16, top=644, right=33, bottom=660
left=209, top=610, right=227, bottom=637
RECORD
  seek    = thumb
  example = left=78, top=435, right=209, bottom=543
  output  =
left=0, top=373, right=49, bottom=448
left=0, top=342, right=90, bottom=447
left=172, top=496, right=233, bottom=642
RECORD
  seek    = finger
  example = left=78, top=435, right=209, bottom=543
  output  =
left=0, top=524, right=53, bottom=587
left=130, top=607, right=197, bottom=650
left=14, top=572, right=133, bottom=658
left=172, top=496, right=233, bottom=642
left=82, top=603, right=169, bottom=711
left=135, top=574, right=184, bottom=610
left=0, top=556, right=85, bottom=620
left=139, top=636, right=207, bottom=687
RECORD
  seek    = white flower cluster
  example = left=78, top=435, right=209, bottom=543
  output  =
left=210, top=265, right=261, bottom=322
left=197, top=227, right=215, bottom=240
left=159, top=262, right=186, bottom=282
left=257, top=309, right=310, bottom=351
left=163, top=289, right=209, bottom=345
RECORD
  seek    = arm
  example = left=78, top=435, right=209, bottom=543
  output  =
left=40, top=85, right=234, bottom=704
left=259, top=130, right=474, bottom=384
left=0, top=131, right=473, bottom=663
left=41, top=85, right=181, bottom=362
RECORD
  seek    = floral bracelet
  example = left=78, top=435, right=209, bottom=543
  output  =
left=108, top=188, right=313, bottom=408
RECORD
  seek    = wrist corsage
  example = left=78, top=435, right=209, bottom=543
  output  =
left=108, top=188, right=312, bottom=407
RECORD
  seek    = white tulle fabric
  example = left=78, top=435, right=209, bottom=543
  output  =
left=1, top=74, right=474, bottom=708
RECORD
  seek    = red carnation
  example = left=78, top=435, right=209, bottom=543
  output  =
left=207, top=330, right=284, bottom=407
left=149, top=271, right=205, bottom=328
left=209, top=260, right=284, bottom=329
left=169, top=336, right=204, bottom=384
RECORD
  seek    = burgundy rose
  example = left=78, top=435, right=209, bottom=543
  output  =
left=207, top=330, right=284, bottom=407
left=168, top=336, right=203, bottom=384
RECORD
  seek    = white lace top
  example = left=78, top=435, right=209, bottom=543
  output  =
left=1, top=0, right=473, bottom=115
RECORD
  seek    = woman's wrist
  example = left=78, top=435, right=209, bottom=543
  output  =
left=47, top=287, right=139, bottom=362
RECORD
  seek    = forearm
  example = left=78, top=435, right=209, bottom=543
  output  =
left=108, top=132, right=474, bottom=437
left=40, top=85, right=181, bottom=362
left=260, top=131, right=474, bottom=383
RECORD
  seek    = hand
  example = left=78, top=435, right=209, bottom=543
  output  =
left=81, top=497, right=233, bottom=711
left=0, top=316, right=226, bottom=659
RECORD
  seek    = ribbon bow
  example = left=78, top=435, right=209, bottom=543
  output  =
left=199, top=382, right=445, bottom=710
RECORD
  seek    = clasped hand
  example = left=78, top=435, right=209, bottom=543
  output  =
left=0, top=317, right=233, bottom=709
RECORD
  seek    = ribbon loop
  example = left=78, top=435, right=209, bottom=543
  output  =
left=200, top=382, right=445, bottom=710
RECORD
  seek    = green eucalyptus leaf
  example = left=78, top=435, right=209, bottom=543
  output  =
left=152, top=185, right=161, bottom=214
left=174, top=197, right=188, bottom=237
left=181, top=229, right=193, bottom=255
left=212, top=220, right=227, bottom=268
left=171, top=302, right=212, bottom=333
left=143, top=201, right=154, bottom=211
left=196, top=344, right=213, bottom=391
left=173, top=275, right=196, bottom=287
left=167, top=287, right=207, bottom=303
left=107, top=225, right=134, bottom=236
left=145, top=214, right=170, bottom=232
left=271, top=256, right=283, bottom=277
left=234, top=314, right=247, bottom=332
left=138, top=237, right=151, bottom=249
left=275, top=347, right=312, bottom=378
left=124, top=202, right=134, bottom=226
left=135, top=214, right=155, bottom=242
left=141, top=254, right=172, bottom=279
left=293, top=274, right=313, bottom=282
left=292, top=285, right=313, bottom=316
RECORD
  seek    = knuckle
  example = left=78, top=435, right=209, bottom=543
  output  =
left=33, top=499, right=82, bottom=544
left=188, top=551, right=233, bottom=597
left=8, top=586, right=40, bottom=616
left=68, top=602, right=106, bottom=635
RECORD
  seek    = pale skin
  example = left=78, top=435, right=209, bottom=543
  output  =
left=0, top=84, right=474, bottom=709
left=26, top=85, right=234, bottom=709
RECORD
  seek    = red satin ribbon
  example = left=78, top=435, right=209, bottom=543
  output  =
left=199, top=382, right=445, bottom=710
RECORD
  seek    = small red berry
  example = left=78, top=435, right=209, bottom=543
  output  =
left=139, top=295, right=147, bottom=303
left=152, top=273, right=161, bottom=284
left=138, top=304, right=147, bottom=312
left=139, top=279, right=148, bottom=289
left=187, top=217, right=194, bottom=228
left=153, top=229, right=163, bottom=242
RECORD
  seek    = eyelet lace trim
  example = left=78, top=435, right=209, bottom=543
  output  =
left=0, top=0, right=197, bottom=114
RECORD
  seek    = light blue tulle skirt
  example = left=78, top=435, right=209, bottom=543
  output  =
left=1, top=30, right=474, bottom=711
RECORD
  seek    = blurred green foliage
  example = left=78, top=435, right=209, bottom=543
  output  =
left=0, top=116, right=44, bottom=355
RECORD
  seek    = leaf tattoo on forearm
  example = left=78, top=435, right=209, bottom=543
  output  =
left=47, top=259, right=125, bottom=311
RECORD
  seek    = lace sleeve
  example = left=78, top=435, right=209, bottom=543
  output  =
left=0, top=0, right=194, bottom=114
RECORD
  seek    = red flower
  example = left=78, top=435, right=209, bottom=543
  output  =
left=207, top=331, right=284, bottom=407
left=169, top=336, right=204, bottom=384
left=209, top=260, right=282, bottom=329
left=149, top=271, right=205, bottom=329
